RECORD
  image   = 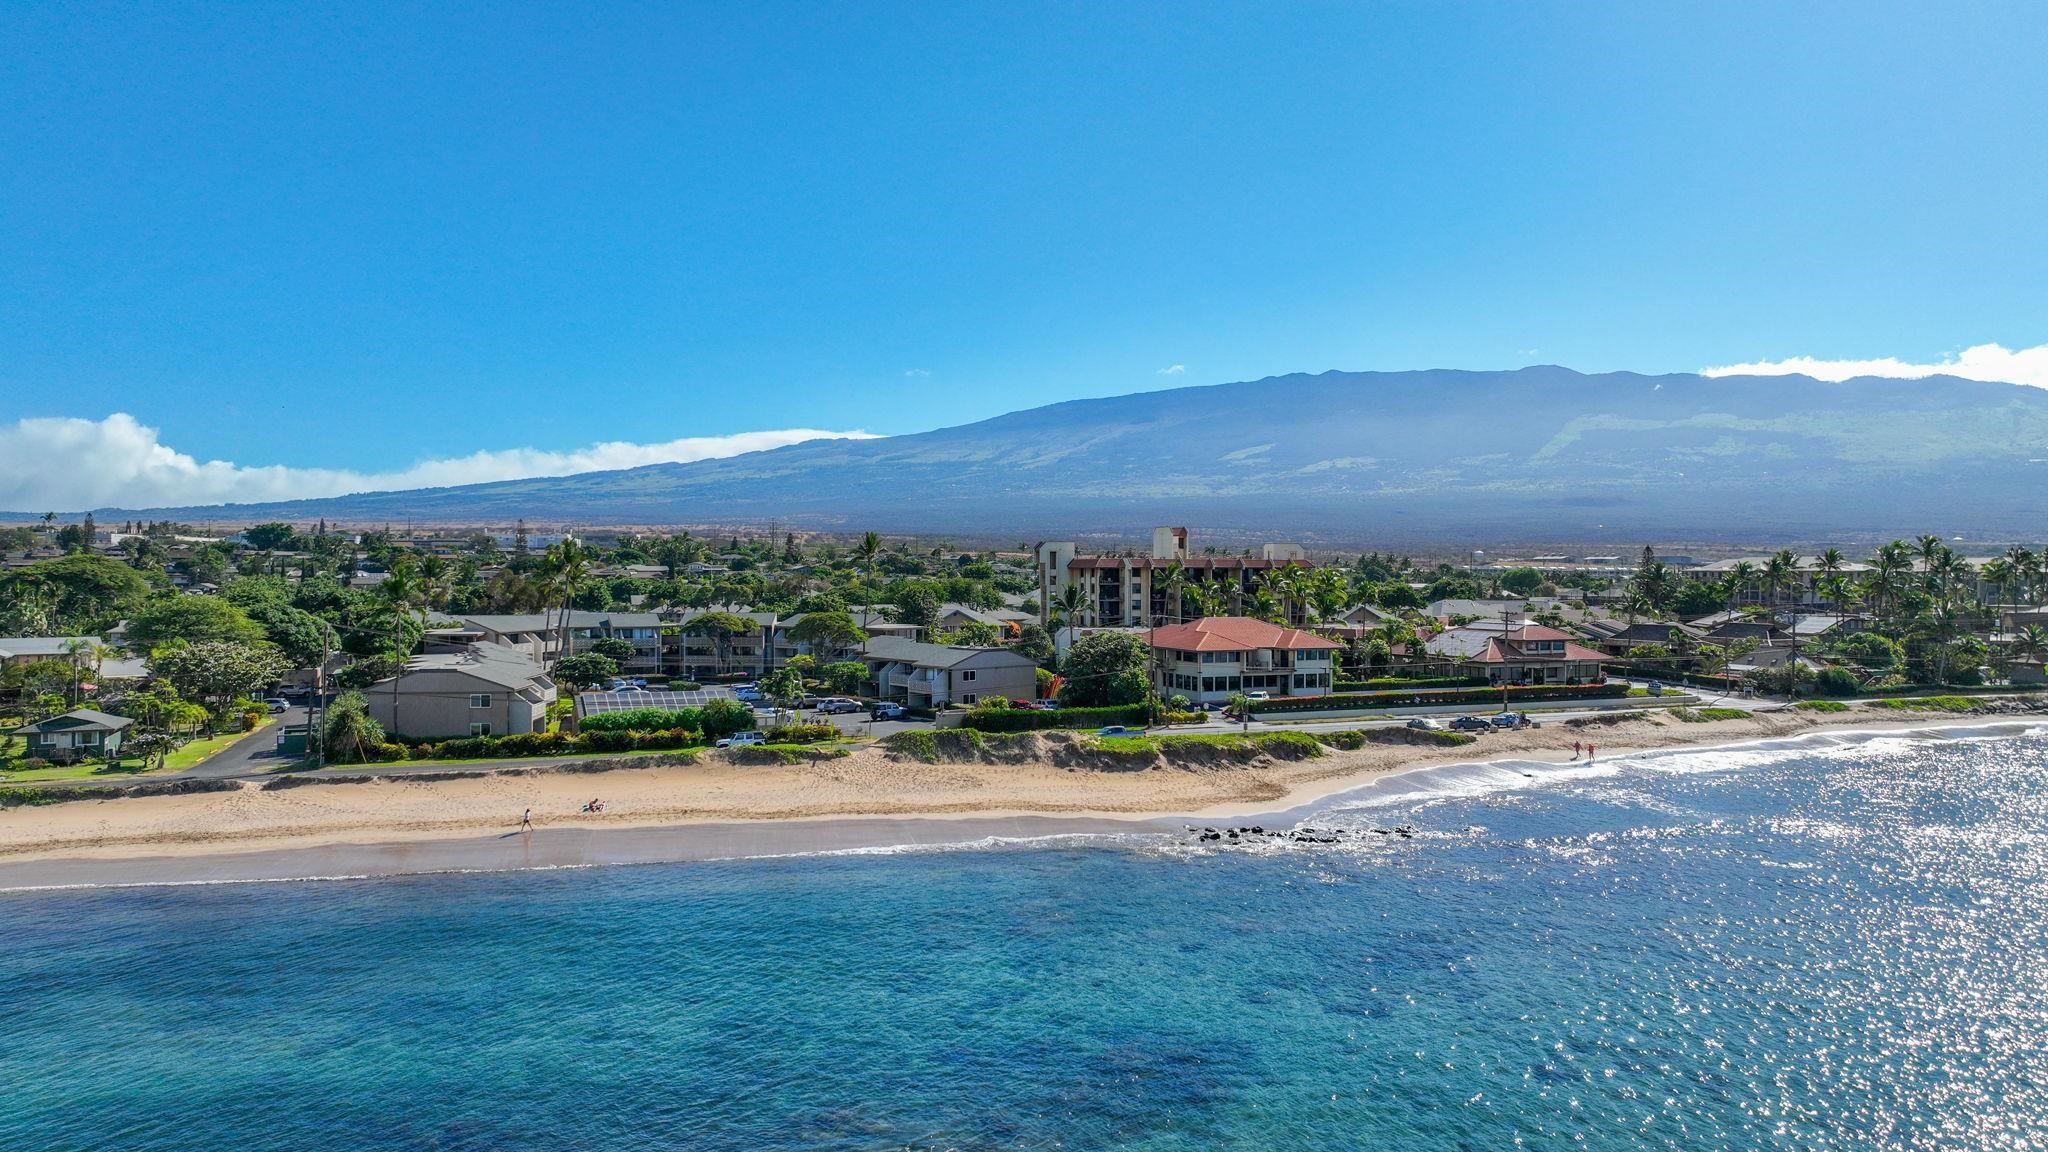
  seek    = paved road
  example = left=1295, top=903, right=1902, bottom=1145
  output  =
left=17, top=689, right=1794, bottom=790
left=175, top=706, right=309, bottom=780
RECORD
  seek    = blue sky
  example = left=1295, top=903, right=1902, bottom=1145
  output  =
left=4, top=1, right=2047, bottom=508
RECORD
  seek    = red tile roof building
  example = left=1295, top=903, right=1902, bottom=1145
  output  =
left=1144, top=617, right=1339, bottom=703
left=1458, top=625, right=1607, bottom=685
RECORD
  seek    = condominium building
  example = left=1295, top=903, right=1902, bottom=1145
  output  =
left=1036, top=526, right=1311, bottom=628
left=1145, top=616, right=1338, bottom=705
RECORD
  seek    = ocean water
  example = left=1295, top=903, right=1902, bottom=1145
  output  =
left=4, top=725, right=2047, bottom=1150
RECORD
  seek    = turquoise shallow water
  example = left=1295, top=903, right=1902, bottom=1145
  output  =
left=4, top=725, right=2047, bottom=1150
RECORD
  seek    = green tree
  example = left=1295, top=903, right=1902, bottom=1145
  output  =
left=1012, top=622, right=1055, bottom=665
left=555, top=652, right=618, bottom=688
left=683, top=611, right=758, bottom=674
left=700, top=697, right=754, bottom=738
left=894, top=586, right=942, bottom=630
left=1058, top=630, right=1150, bottom=706
left=1761, top=550, right=1801, bottom=611
left=787, top=610, right=869, bottom=654
left=321, top=691, right=386, bottom=763
left=938, top=621, right=1002, bottom=647
left=819, top=661, right=870, bottom=695
left=1374, top=582, right=1425, bottom=611
left=332, top=655, right=405, bottom=691
left=1671, top=581, right=1724, bottom=618
left=538, top=538, right=593, bottom=670
left=125, top=596, right=267, bottom=650
left=1051, top=583, right=1087, bottom=627
left=242, top=522, right=299, bottom=551
left=590, top=636, right=636, bottom=662
left=226, top=596, right=337, bottom=668
left=760, top=666, right=804, bottom=713
left=0, top=555, right=150, bottom=634
left=148, top=641, right=290, bottom=727
left=1499, top=567, right=1545, bottom=596
left=1833, top=632, right=1905, bottom=669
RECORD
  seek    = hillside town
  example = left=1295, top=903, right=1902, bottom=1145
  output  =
left=3, top=516, right=2045, bottom=780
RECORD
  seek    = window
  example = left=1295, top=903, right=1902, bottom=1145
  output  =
left=961, top=670, right=977, bottom=682
left=469, top=693, right=492, bottom=708
left=469, top=722, right=492, bottom=737
left=961, top=693, right=978, bottom=705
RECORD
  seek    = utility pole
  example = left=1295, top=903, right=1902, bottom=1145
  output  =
left=308, top=635, right=330, bottom=769
left=1501, top=602, right=1513, bottom=714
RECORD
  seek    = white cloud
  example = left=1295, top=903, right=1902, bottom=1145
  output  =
left=903, top=368, right=930, bottom=377
left=1703, top=342, right=2048, bottom=389
left=1156, top=364, right=1186, bottom=375
left=0, top=414, right=879, bottom=512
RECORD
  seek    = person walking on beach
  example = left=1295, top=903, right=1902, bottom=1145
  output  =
left=521, top=808, right=532, bottom=832
left=1572, top=740, right=1582, bottom=760
left=1586, top=744, right=1595, bottom=763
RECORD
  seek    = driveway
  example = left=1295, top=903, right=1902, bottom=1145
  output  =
left=174, top=706, right=308, bottom=779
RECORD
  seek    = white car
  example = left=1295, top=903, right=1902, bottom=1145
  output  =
left=716, top=731, right=767, bottom=748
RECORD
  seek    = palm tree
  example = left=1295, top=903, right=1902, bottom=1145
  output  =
left=1155, top=562, right=1188, bottom=625
left=376, top=558, right=432, bottom=735
left=84, top=640, right=117, bottom=689
left=1916, top=534, right=1947, bottom=574
left=1817, top=575, right=1859, bottom=617
left=417, top=552, right=453, bottom=611
left=61, top=637, right=91, bottom=707
left=2008, top=623, right=2048, bottom=668
left=855, top=530, right=883, bottom=627
left=1866, top=541, right=1913, bottom=631
left=1248, top=586, right=1284, bottom=625
left=1051, top=583, right=1087, bottom=629
left=1761, top=550, right=1800, bottom=613
left=1257, top=568, right=1298, bottom=624
left=1225, top=691, right=1252, bottom=733
left=1980, top=558, right=2015, bottom=607
left=1923, top=549, right=1977, bottom=683
left=2005, top=545, right=2041, bottom=605
left=539, top=538, right=592, bottom=671
left=1621, top=589, right=1651, bottom=624
left=1724, top=561, right=1759, bottom=612
left=1181, top=583, right=1222, bottom=623
left=379, top=558, right=426, bottom=653
left=1814, top=549, right=1846, bottom=606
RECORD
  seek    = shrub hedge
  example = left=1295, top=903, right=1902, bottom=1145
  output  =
left=1251, top=681, right=1628, bottom=714
left=1332, top=676, right=1487, bottom=692
left=352, top=728, right=705, bottom=763
left=959, top=704, right=1152, bottom=732
left=1315, top=727, right=1477, bottom=749
left=580, top=707, right=703, bottom=733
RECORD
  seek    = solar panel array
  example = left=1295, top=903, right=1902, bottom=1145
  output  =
left=574, top=687, right=739, bottom=717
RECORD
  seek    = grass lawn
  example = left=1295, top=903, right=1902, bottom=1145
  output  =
left=1866, top=695, right=1979, bottom=713
left=0, top=755, right=167, bottom=785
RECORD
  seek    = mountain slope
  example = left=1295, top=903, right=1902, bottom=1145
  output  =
left=74, top=367, right=2048, bottom=542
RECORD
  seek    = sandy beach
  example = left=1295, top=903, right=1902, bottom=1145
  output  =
left=7, top=705, right=2036, bottom=889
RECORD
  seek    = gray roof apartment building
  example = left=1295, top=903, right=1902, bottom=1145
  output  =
left=856, top=636, right=1039, bottom=708
left=364, top=642, right=558, bottom=740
